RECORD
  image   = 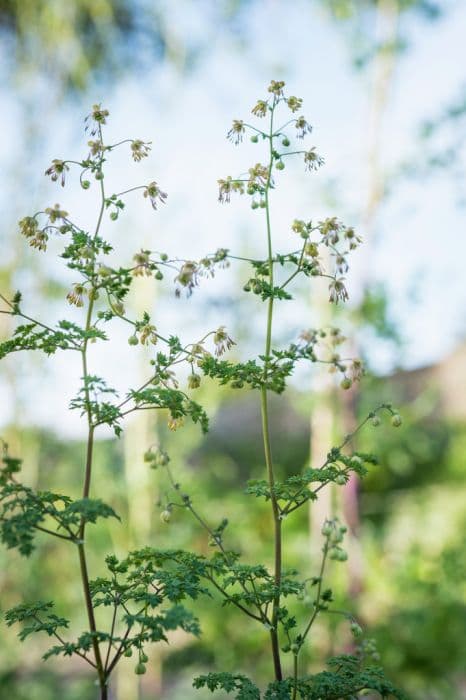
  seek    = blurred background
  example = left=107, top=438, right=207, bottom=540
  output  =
left=0, top=0, right=465, bottom=698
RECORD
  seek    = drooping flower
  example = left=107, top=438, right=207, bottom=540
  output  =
left=286, top=96, right=303, bottom=113
left=213, top=326, right=235, bottom=356
left=218, top=176, right=245, bottom=203
left=248, top=163, right=269, bottom=188
left=139, top=323, right=158, bottom=345
left=132, top=249, right=152, bottom=277
left=67, top=283, right=87, bottom=307
left=227, top=120, right=246, bottom=145
left=328, top=278, right=349, bottom=304
left=304, top=148, right=324, bottom=171
left=131, top=140, right=152, bottom=162
left=251, top=100, right=268, bottom=118
left=143, top=182, right=167, bottom=210
left=175, top=261, right=199, bottom=296
left=295, top=116, right=312, bottom=139
left=45, top=159, right=69, bottom=187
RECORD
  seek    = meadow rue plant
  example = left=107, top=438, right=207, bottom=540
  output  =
left=0, top=86, right=404, bottom=699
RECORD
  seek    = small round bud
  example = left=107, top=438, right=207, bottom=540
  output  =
left=247, top=187, right=255, bottom=196
left=160, top=253, right=168, bottom=261
left=282, top=137, right=290, bottom=147
left=321, top=522, right=333, bottom=537
left=251, top=201, right=259, bottom=210
left=259, top=200, right=266, bottom=208
left=95, top=171, right=104, bottom=180
left=340, top=378, right=352, bottom=390
left=155, top=270, right=163, bottom=280
left=275, top=160, right=285, bottom=170
left=250, top=134, right=259, bottom=143
left=391, top=414, right=402, bottom=427
left=81, top=180, right=91, bottom=189
left=124, top=648, right=133, bottom=657
left=140, top=652, right=149, bottom=663
left=128, top=335, right=138, bottom=346
left=290, top=643, right=299, bottom=655
left=160, top=509, right=171, bottom=524
left=134, top=662, right=146, bottom=675
left=350, top=622, right=363, bottom=637
left=335, top=475, right=346, bottom=486
left=110, top=211, right=118, bottom=221
left=371, top=415, right=381, bottom=427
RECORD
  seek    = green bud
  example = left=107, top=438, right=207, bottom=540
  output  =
left=140, top=652, right=149, bottom=663
left=134, top=662, right=146, bottom=675
left=160, top=253, right=168, bottom=261
left=391, top=414, right=402, bottom=427
left=251, top=201, right=259, bottom=210
left=110, top=211, right=118, bottom=221
left=128, top=335, right=138, bottom=346
left=250, top=134, right=259, bottom=143
left=282, top=137, right=291, bottom=147
left=259, top=200, right=266, bottom=208
left=95, top=171, right=104, bottom=180
left=124, top=648, right=133, bottom=657
left=340, top=377, right=352, bottom=390
left=160, top=509, right=171, bottom=524
left=335, top=474, right=346, bottom=485
left=275, top=160, right=285, bottom=170
left=350, top=622, right=363, bottom=637
left=371, top=415, right=381, bottom=427
left=155, top=270, right=163, bottom=280
left=81, top=180, right=91, bottom=189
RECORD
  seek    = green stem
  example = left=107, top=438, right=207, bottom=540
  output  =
left=76, top=138, right=108, bottom=698
left=292, top=653, right=298, bottom=700
left=260, top=100, right=283, bottom=682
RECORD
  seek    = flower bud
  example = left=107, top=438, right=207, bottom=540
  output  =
left=282, top=137, right=290, bottom=147
left=275, top=161, right=285, bottom=170
left=128, top=335, right=138, bottom=346
left=250, top=134, right=259, bottom=143
left=340, top=377, right=352, bottom=390
left=391, top=414, right=402, bottom=427
left=81, top=180, right=91, bottom=189
left=371, top=415, right=381, bottom=427
left=160, top=509, right=171, bottom=523
left=124, top=648, right=133, bottom=657
left=134, top=662, right=146, bottom=675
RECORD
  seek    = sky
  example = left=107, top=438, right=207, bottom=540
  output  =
left=0, top=0, right=465, bottom=435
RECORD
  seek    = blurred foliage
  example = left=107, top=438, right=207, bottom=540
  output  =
left=0, top=0, right=251, bottom=90
left=1, top=360, right=466, bottom=698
